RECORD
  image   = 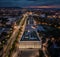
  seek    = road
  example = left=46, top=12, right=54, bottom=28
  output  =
left=10, top=13, right=29, bottom=57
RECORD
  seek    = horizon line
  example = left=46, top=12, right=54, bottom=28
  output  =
left=24, top=5, right=60, bottom=8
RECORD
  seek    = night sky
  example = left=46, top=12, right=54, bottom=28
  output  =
left=0, top=0, right=60, bottom=7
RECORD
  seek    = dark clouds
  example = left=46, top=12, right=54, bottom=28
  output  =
left=0, top=0, right=60, bottom=7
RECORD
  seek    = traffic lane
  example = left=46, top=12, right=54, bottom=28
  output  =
left=11, top=21, right=27, bottom=57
